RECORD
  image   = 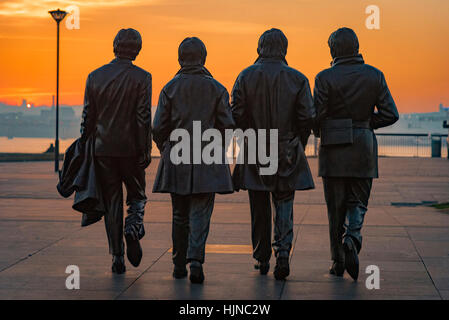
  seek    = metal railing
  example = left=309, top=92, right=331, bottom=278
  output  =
left=304, top=133, right=448, bottom=158
left=150, top=133, right=449, bottom=159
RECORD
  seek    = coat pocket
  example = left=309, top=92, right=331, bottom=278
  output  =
left=320, top=118, right=353, bottom=146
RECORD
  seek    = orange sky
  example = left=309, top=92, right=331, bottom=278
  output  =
left=0, top=0, right=448, bottom=113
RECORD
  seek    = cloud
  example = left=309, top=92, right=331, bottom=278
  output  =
left=0, top=0, right=156, bottom=18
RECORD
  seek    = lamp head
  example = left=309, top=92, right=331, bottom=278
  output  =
left=49, top=9, right=67, bottom=23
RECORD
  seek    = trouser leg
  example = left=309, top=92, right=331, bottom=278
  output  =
left=171, top=193, right=190, bottom=266
left=187, top=193, right=215, bottom=264
left=272, top=191, right=295, bottom=258
left=96, top=157, right=124, bottom=256
left=344, top=178, right=373, bottom=253
left=323, top=177, right=347, bottom=263
left=120, top=158, right=147, bottom=241
left=248, top=190, right=272, bottom=262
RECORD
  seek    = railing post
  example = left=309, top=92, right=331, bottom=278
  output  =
left=416, top=135, right=419, bottom=157
left=431, top=134, right=442, bottom=158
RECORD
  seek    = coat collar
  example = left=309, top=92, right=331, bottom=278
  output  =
left=176, top=64, right=213, bottom=77
left=331, top=54, right=364, bottom=67
left=111, top=57, right=133, bottom=65
left=255, top=57, right=288, bottom=66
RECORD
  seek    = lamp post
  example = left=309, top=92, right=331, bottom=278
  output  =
left=49, top=8, right=67, bottom=173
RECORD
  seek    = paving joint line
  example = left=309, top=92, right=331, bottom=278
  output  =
left=383, top=207, right=443, bottom=300
left=114, top=247, right=171, bottom=300
left=278, top=205, right=310, bottom=299
left=0, top=227, right=83, bottom=273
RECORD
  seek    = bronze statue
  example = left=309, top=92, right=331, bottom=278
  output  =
left=152, top=37, right=235, bottom=283
left=231, top=29, right=316, bottom=280
left=80, top=28, right=152, bottom=273
left=313, top=27, right=399, bottom=280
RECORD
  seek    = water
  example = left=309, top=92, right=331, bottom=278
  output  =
left=0, top=137, right=161, bottom=156
left=0, top=137, right=75, bottom=154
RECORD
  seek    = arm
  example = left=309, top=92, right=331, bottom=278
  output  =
left=215, top=89, right=235, bottom=134
left=371, top=72, right=399, bottom=129
left=152, top=89, right=172, bottom=152
left=313, top=73, right=330, bottom=137
left=295, top=77, right=316, bottom=148
left=80, top=74, right=96, bottom=142
left=216, top=89, right=235, bottom=154
left=230, top=73, right=247, bottom=130
left=136, top=73, right=152, bottom=168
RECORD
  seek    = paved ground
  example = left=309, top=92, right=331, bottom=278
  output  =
left=0, top=157, right=448, bottom=300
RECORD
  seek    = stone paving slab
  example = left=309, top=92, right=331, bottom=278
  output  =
left=0, top=158, right=448, bottom=300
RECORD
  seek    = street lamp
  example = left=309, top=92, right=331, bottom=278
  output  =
left=49, top=8, right=67, bottom=173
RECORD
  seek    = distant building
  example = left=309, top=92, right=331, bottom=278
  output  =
left=377, top=103, right=449, bottom=134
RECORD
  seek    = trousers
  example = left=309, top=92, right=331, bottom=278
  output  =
left=171, top=193, right=215, bottom=265
left=322, top=177, right=373, bottom=262
left=96, top=157, right=147, bottom=256
left=248, top=190, right=295, bottom=262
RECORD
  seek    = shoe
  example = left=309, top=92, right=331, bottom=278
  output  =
left=189, top=261, right=205, bottom=284
left=344, top=237, right=359, bottom=281
left=329, top=261, right=345, bottom=277
left=254, top=260, right=270, bottom=275
left=173, top=265, right=188, bottom=279
left=125, top=232, right=143, bottom=267
left=111, top=255, right=126, bottom=274
left=273, top=257, right=290, bottom=280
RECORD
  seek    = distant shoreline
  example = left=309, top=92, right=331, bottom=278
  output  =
left=0, top=153, right=162, bottom=162
left=0, top=153, right=63, bottom=162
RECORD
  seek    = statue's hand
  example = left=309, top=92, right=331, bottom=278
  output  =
left=138, top=149, right=151, bottom=169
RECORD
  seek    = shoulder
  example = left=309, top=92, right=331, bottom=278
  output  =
left=361, top=63, right=383, bottom=78
left=208, top=77, right=228, bottom=95
left=236, top=64, right=260, bottom=80
left=88, top=63, right=109, bottom=80
left=283, top=65, right=310, bottom=83
left=315, top=67, right=333, bottom=82
left=161, top=76, right=178, bottom=93
left=131, top=64, right=152, bottom=82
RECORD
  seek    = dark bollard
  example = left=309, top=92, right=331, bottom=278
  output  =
left=443, top=121, right=449, bottom=159
left=431, top=135, right=441, bottom=158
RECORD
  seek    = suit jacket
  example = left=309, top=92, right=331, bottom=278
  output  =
left=80, top=58, right=152, bottom=157
left=314, top=55, right=399, bottom=178
left=152, top=65, right=235, bottom=195
left=231, top=57, right=315, bottom=192
left=57, top=138, right=104, bottom=227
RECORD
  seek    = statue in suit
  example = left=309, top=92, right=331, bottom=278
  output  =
left=231, top=29, right=316, bottom=280
left=152, top=37, right=235, bottom=284
left=80, top=28, right=152, bottom=273
left=314, top=28, right=399, bottom=280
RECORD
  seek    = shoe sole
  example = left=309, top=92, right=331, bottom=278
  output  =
left=344, top=242, right=359, bottom=281
left=274, top=265, right=290, bottom=280
left=125, top=234, right=142, bottom=267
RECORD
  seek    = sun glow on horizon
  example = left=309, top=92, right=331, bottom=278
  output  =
left=0, top=0, right=448, bottom=113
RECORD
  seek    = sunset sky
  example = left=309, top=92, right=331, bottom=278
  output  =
left=0, top=0, right=448, bottom=113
